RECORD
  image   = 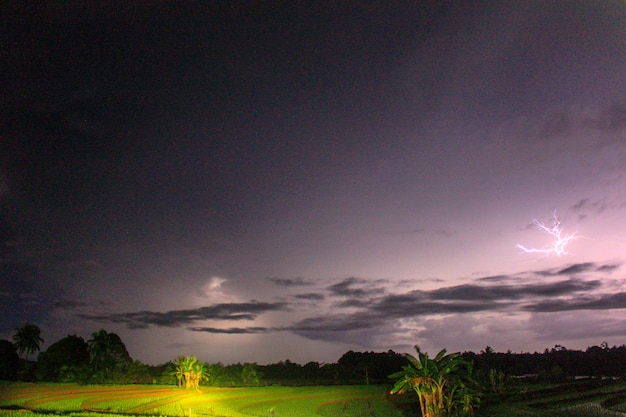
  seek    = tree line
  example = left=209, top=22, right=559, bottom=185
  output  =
left=2, top=324, right=625, bottom=387
left=463, top=343, right=626, bottom=382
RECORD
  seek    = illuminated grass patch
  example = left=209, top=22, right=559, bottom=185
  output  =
left=0, top=383, right=400, bottom=417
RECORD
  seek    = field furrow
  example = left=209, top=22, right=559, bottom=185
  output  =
left=0, top=383, right=406, bottom=417
left=124, top=391, right=199, bottom=413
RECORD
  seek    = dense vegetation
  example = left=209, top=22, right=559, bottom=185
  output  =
left=463, top=344, right=626, bottom=380
left=2, top=324, right=626, bottom=416
left=2, top=325, right=626, bottom=387
left=391, top=347, right=479, bottom=417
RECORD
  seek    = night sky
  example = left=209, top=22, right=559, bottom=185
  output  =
left=2, top=1, right=625, bottom=365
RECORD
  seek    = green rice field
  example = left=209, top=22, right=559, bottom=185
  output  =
left=3, top=379, right=626, bottom=417
left=477, top=379, right=626, bottom=417
left=0, top=383, right=405, bottom=417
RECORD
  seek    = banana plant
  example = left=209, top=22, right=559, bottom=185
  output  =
left=173, top=355, right=208, bottom=390
left=390, top=345, right=479, bottom=417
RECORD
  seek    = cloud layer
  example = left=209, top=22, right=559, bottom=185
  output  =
left=70, top=261, right=624, bottom=353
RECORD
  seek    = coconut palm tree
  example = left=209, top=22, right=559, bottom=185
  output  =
left=390, top=345, right=479, bottom=417
left=13, top=323, right=43, bottom=360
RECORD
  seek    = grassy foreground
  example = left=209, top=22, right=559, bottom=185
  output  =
left=3, top=379, right=626, bottom=417
left=477, top=379, right=626, bottom=417
left=0, top=382, right=405, bottom=417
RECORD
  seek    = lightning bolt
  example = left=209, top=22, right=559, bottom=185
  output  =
left=517, top=211, right=577, bottom=256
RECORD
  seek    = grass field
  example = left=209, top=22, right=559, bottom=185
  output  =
left=0, top=383, right=404, bottom=417
left=477, top=379, right=626, bottom=417
left=2, top=379, right=626, bottom=417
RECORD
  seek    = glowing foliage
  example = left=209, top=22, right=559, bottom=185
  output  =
left=173, top=355, right=208, bottom=390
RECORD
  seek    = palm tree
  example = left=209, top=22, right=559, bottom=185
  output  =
left=173, top=356, right=208, bottom=390
left=88, top=329, right=112, bottom=372
left=390, top=345, right=479, bottom=417
left=13, top=323, right=43, bottom=360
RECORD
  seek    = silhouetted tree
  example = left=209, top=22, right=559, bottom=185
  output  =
left=87, top=329, right=131, bottom=383
left=116, top=359, right=153, bottom=384
left=337, top=350, right=407, bottom=384
left=88, top=329, right=131, bottom=372
left=13, top=323, right=43, bottom=360
left=37, top=335, right=89, bottom=382
left=0, top=339, right=19, bottom=380
left=481, top=346, right=495, bottom=355
left=463, top=342, right=626, bottom=383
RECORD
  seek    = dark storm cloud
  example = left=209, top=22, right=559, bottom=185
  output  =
left=268, top=277, right=313, bottom=287
left=284, top=269, right=618, bottom=344
left=320, top=275, right=601, bottom=314
left=570, top=197, right=626, bottom=222
left=171, top=273, right=606, bottom=344
left=295, top=314, right=384, bottom=332
left=326, top=277, right=386, bottom=298
left=526, top=293, right=626, bottom=313
left=557, top=263, right=596, bottom=275
left=327, top=277, right=367, bottom=297
left=597, top=263, right=621, bottom=273
left=189, top=326, right=270, bottom=334
left=294, top=293, right=325, bottom=301
left=372, top=295, right=504, bottom=317
left=571, top=198, right=609, bottom=214
left=476, top=275, right=510, bottom=282
left=534, top=262, right=621, bottom=277
left=79, top=302, right=288, bottom=329
left=291, top=313, right=387, bottom=343
left=427, top=279, right=600, bottom=301
left=337, top=298, right=373, bottom=308
left=571, top=198, right=589, bottom=211
left=288, top=295, right=503, bottom=344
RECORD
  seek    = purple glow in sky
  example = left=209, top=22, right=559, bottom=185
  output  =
left=1, top=1, right=625, bottom=365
